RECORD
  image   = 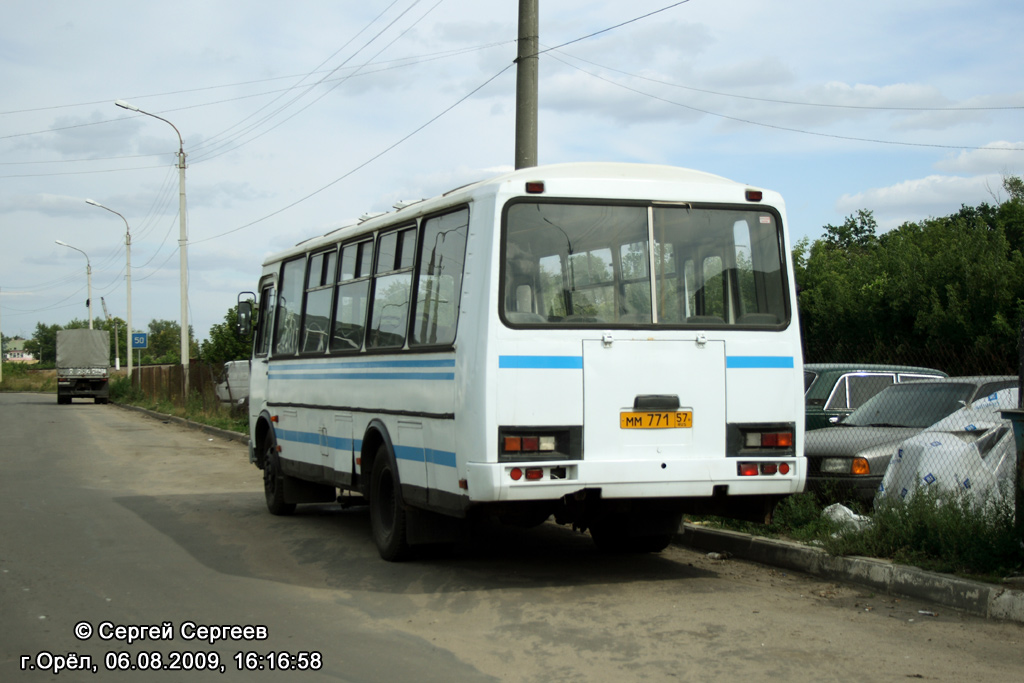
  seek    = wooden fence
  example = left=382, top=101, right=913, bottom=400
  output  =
left=132, top=361, right=222, bottom=408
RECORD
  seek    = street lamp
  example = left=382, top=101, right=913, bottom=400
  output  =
left=115, top=99, right=190, bottom=394
left=55, top=240, right=92, bottom=329
left=86, top=199, right=132, bottom=380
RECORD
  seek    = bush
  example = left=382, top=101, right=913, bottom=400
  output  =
left=828, top=487, right=1023, bottom=578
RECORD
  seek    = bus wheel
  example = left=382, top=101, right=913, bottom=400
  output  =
left=262, top=430, right=295, bottom=516
left=369, top=446, right=411, bottom=561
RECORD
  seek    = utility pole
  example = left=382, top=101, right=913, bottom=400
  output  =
left=515, top=0, right=539, bottom=169
left=101, top=297, right=119, bottom=371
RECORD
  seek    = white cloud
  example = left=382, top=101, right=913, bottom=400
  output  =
left=836, top=174, right=1004, bottom=230
left=934, top=142, right=1024, bottom=176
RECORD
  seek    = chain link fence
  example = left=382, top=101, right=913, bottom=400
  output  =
left=802, top=334, right=1021, bottom=512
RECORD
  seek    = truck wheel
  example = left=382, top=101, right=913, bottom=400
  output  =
left=262, top=430, right=295, bottom=516
left=369, top=445, right=411, bottom=561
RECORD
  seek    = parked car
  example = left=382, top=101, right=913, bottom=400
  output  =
left=803, top=363, right=947, bottom=431
left=215, top=360, right=250, bottom=409
left=879, top=387, right=1018, bottom=507
left=804, top=376, right=1018, bottom=505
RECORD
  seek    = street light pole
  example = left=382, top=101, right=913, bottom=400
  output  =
left=86, top=199, right=132, bottom=381
left=56, top=240, right=92, bottom=329
left=115, top=100, right=190, bottom=395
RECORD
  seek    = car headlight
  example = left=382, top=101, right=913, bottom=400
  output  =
left=820, top=458, right=850, bottom=474
left=820, top=457, right=870, bottom=475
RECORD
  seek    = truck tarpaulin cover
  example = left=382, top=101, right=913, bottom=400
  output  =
left=56, top=329, right=111, bottom=369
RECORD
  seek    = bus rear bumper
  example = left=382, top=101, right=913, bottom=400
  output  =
left=464, top=459, right=805, bottom=503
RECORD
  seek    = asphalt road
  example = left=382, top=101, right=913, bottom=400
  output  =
left=2, top=392, right=1022, bottom=682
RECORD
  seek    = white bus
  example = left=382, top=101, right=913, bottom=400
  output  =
left=238, top=162, right=804, bottom=560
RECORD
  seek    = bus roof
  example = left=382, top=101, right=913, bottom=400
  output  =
left=263, top=162, right=779, bottom=266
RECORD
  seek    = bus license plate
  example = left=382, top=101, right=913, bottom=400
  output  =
left=620, top=411, right=693, bottom=429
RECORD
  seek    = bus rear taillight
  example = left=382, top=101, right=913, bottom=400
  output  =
left=729, top=423, right=797, bottom=457
left=744, top=431, right=793, bottom=448
left=738, top=462, right=793, bottom=476
left=499, top=427, right=582, bottom=462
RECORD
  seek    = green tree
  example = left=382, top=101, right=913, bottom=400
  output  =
left=24, top=322, right=61, bottom=364
left=200, top=305, right=253, bottom=366
left=796, top=179, right=1024, bottom=374
left=822, top=209, right=878, bottom=251
left=140, top=319, right=198, bottom=365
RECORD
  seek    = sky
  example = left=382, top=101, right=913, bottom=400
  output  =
left=1, top=0, right=1022, bottom=343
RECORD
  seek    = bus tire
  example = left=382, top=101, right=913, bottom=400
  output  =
left=369, top=446, right=411, bottom=562
left=262, top=430, right=296, bottom=516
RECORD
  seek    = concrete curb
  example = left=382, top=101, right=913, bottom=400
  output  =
left=676, top=523, right=1024, bottom=624
left=112, top=402, right=250, bottom=445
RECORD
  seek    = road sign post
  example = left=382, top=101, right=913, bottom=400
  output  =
left=130, top=333, right=147, bottom=387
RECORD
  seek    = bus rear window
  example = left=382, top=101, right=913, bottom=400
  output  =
left=502, top=201, right=789, bottom=327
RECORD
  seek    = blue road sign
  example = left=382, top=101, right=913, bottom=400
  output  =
left=131, top=333, right=148, bottom=350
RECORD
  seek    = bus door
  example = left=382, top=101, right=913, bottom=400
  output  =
left=250, top=281, right=276, bottom=426
left=582, top=337, right=726, bottom=468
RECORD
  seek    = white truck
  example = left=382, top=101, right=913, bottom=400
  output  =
left=56, top=329, right=111, bottom=404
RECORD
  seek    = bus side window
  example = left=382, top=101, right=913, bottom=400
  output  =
left=368, top=227, right=416, bottom=349
left=411, top=209, right=468, bottom=346
left=301, top=248, right=337, bottom=354
left=273, top=257, right=304, bottom=356
left=254, top=285, right=275, bottom=357
left=331, top=240, right=373, bottom=352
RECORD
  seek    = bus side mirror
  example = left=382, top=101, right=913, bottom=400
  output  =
left=237, top=300, right=253, bottom=337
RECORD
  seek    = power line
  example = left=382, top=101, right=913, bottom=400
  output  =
left=193, top=62, right=516, bottom=245
left=546, top=52, right=1024, bottom=153
left=552, top=50, right=1024, bottom=112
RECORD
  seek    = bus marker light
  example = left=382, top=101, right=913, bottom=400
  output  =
left=271, top=415, right=279, bottom=422
left=525, top=468, right=543, bottom=481
left=746, top=189, right=763, bottom=202
left=510, top=468, right=523, bottom=481
left=459, top=479, right=468, bottom=490
left=525, top=181, right=545, bottom=194
left=761, top=463, right=778, bottom=475
left=779, top=463, right=791, bottom=475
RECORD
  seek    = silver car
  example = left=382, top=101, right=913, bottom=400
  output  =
left=804, top=376, right=1018, bottom=505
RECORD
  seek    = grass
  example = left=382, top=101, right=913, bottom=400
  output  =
left=0, top=364, right=57, bottom=393
left=692, top=490, right=1024, bottom=582
left=108, top=374, right=248, bottom=434
left=1, top=366, right=247, bottom=434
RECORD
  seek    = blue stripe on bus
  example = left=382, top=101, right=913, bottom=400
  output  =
left=277, top=430, right=455, bottom=468
left=725, top=355, right=795, bottom=369
left=394, top=445, right=457, bottom=468
left=269, top=371, right=454, bottom=381
left=272, top=359, right=455, bottom=371
left=499, top=355, right=584, bottom=369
